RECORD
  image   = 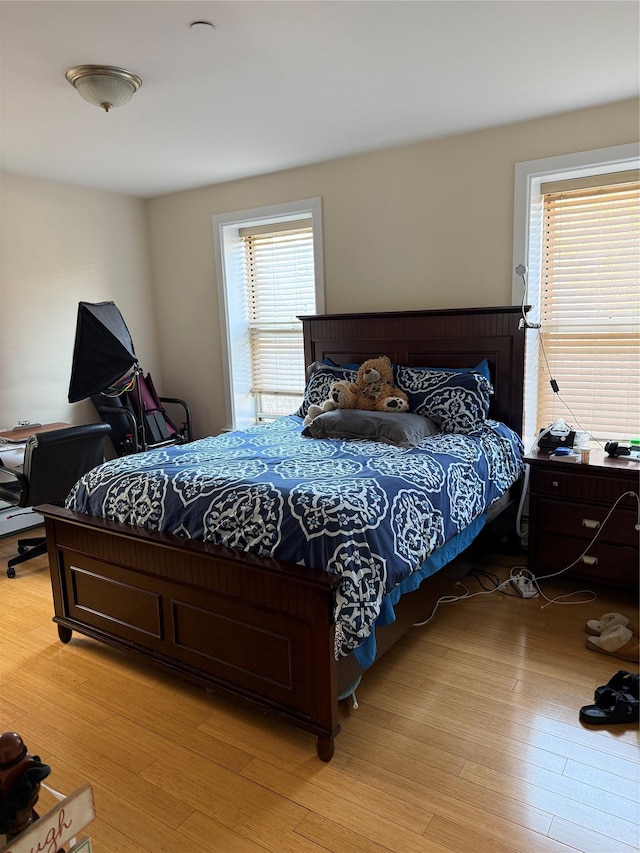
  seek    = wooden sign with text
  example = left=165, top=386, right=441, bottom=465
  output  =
left=0, top=783, right=94, bottom=853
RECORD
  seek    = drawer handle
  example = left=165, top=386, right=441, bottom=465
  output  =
left=581, top=555, right=599, bottom=566
left=582, top=518, right=600, bottom=530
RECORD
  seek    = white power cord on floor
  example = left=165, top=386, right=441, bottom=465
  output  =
left=414, top=490, right=639, bottom=626
left=413, top=582, right=498, bottom=627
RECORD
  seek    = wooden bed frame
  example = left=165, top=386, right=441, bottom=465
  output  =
left=40, top=306, right=526, bottom=761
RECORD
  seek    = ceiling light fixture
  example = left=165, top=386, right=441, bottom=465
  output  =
left=189, top=20, right=215, bottom=31
left=65, top=65, right=142, bottom=112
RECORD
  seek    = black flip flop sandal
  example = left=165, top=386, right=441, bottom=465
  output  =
left=580, top=687, right=639, bottom=726
left=594, top=671, right=639, bottom=702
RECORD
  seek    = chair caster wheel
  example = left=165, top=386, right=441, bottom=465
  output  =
left=7, top=567, right=16, bottom=579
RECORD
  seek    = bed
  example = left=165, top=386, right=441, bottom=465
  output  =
left=40, top=306, right=526, bottom=761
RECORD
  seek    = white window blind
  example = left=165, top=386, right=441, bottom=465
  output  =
left=240, top=222, right=316, bottom=420
left=537, top=176, right=640, bottom=441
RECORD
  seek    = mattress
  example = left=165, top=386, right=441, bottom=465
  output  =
left=67, top=415, right=524, bottom=661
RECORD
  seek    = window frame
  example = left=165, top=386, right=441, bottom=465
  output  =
left=213, top=198, right=325, bottom=429
left=512, top=143, right=640, bottom=449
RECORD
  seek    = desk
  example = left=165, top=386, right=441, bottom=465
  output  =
left=0, top=424, right=72, bottom=539
left=0, top=422, right=72, bottom=475
left=0, top=422, right=72, bottom=444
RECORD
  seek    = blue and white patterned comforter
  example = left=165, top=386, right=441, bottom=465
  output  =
left=67, top=415, right=523, bottom=660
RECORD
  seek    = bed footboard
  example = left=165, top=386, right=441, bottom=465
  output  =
left=42, top=505, right=341, bottom=761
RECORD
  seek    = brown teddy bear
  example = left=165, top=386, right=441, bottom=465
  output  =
left=302, top=379, right=356, bottom=425
left=303, top=357, right=409, bottom=425
left=354, top=356, right=409, bottom=413
left=327, top=379, right=360, bottom=409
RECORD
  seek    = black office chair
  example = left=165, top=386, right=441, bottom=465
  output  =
left=0, top=423, right=111, bottom=578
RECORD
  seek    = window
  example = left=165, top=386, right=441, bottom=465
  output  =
left=538, top=176, right=639, bottom=441
left=513, top=145, right=640, bottom=447
left=213, top=198, right=324, bottom=429
left=241, top=221, right=316, bottom=420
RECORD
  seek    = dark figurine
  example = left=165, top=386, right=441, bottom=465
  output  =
left=0, top=731, right=51, bottom=840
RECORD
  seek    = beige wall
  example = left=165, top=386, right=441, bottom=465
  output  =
left=0, top=100, right=637, bottom=437
left=0, top=174, right=160, bottom=432
left=147, top=98, right=639, bottom=436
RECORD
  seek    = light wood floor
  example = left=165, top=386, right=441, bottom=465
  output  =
left=1, top=530, right=638, bottom=853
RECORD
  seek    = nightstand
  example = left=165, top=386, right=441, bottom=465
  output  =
left=525, top=449, right=639, bottom=590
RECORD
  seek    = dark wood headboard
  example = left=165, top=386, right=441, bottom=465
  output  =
left=300, top=306, right=526, bottom=435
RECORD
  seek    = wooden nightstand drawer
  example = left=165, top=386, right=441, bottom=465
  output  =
left=533, top=531, right=638, bottom=588
left=533, top=467, right=637, bottom=507
left=534, top=497, right=638, bottom=547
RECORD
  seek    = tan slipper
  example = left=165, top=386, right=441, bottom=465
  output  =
left=585, top=625, right=640, bottom=663
left=585, top=612, right=630, bottom=636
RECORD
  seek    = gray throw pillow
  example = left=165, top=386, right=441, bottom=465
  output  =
left=302, top=409, right=439, bottom=447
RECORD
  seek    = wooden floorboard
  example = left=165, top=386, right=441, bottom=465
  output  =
left=0, top=532, right=637, bottom=852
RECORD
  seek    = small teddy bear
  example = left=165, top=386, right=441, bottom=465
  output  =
left=302, top=395, right=337, bottom=426
left=354, top=356, right=409, bottom=413
left=302, top=379, right=360, bottom=425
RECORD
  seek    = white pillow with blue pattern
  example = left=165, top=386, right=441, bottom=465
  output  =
left=395, top=367, right=493, bottom=433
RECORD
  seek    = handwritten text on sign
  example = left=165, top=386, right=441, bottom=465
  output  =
left=0, top=783, right=95, bottom=853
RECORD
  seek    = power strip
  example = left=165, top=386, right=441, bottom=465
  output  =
left=510, top=575, right=539, bottom=598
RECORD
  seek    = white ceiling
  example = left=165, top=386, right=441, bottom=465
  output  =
left=1, top=1, right=638, bottom=199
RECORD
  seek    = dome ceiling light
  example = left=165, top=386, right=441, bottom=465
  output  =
left=65, top=65, right=142, bottom=112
